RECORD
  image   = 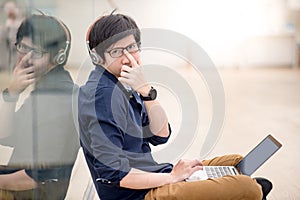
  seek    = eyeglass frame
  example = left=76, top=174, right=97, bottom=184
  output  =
left=15, top=42, right=48, bottom=59
left=105, top=42, right=141, bottom=58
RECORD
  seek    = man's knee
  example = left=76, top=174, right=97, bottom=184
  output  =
left=236, top=175, right=263, bottom=200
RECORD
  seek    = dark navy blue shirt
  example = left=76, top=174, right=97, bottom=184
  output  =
left=78, top=66, right=173, bottom=200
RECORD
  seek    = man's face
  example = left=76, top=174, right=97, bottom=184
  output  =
left=17, top=37, right=53, bottom=78
left=3, top=1, right=19, bottom=19
left=102, top=34, right=141, bottom=77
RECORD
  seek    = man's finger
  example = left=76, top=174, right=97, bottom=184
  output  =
left=121, top=65, right=132, bottom=73
left=18, top=51, right=33, bottom=68
left=191, top=159, right=203, bottom=167
left=123, top=50, right=138, bottom=68
left=23, top=66, right=35, bottom=75
left=118, top=77, right=130, bottom=86
left=120, top=71, right=130, bottom=79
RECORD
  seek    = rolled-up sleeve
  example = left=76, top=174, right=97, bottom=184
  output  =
left=144, top=123, right=172, bottom=146
left=141, top=105, right=172, bottom=146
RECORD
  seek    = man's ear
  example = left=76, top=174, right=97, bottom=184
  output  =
left=89, top=48, right=103, bottom=64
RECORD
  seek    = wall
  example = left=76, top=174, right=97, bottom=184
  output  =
left=56, top=0, right=299, bottom=69
left=1, top=0, right=299, bottom=68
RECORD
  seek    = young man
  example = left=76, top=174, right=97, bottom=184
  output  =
left=78, top=13, right=272, bottom=200
left=0, top=15, right=79, bottom=199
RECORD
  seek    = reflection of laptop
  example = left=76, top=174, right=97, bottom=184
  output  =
left=186, top=134, right=282, bottom=181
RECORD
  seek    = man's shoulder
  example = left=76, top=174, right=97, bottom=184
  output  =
left=80, top=70, right=122, bottom=97
left=79, top=78, right=116, bottom=99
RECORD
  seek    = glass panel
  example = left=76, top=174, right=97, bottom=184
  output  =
left=0, top=0, right=83, bottom=199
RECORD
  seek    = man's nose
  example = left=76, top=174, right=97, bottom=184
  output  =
left=121, top=53, right=130, bottom=65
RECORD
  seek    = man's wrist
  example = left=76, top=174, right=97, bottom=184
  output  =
left=167, top=173, right=178, bottom=184
left=138, top=85, right=151, bottom=97
left=140, top=86, right=157, bottom=101
left=2, top=88, right=19, bottom=102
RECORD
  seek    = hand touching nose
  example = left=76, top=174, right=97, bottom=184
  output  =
left=8, top=51, right=35, bottom=96
left=118, top=50, right=150, bottom=96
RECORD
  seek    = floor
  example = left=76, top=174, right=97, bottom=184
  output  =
left=1, top=66, right=299, bottom=199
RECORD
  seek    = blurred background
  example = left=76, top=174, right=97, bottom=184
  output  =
left=1, top=0, right=300, bottom=199
left=1, top=0, right=300, bottom=69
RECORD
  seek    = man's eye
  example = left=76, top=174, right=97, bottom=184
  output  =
left=127, top=44, right=137, bottom=51
left=33, top=50, right=42, bottom=54
left=22, top=45, right=31, bottom=51
left=111, top=49, right=122, bottom=56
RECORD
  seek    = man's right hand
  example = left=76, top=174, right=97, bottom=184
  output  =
left=7, top=51, right=35, bottom=96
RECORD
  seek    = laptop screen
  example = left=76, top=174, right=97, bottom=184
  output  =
left=236, top=134, right=282, bottom=176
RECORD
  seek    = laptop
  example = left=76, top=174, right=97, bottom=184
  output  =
left=186, top=134, right=282, bottom=181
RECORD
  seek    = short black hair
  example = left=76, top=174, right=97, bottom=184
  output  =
left=88, top=13, right=140, bottom=62
left=16, top=14, right=71, bottom=65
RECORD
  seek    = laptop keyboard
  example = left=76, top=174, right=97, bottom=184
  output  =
left=204, top=166, right=237, bottom=179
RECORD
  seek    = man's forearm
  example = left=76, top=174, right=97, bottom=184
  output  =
left=144, top=100, right=170, bottom=137
left=120, top=168, right=174, bottom=189
left=0, top=170, right=37, bottom=190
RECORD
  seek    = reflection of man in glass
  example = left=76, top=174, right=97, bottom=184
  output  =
left=0, top=0, right=23, bottom=72
left=0, top=15, right=79, bottom=200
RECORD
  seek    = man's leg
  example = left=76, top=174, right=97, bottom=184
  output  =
left=0, top=189, right=14, bottom=200
left=145, top=154, right=262, bottom=200
left=202, top=154, right=272, bottom=199
left=202, top=154, right=243, bottom=166
left=144, top=175, right=262, bottom=200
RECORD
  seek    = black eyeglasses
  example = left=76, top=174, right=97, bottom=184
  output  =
left=16, top=43, right=48, bottom=59
left=105, top=42, right=141, bottom=58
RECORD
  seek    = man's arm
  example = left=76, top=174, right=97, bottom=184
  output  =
left=0, top=51, right=35, bottom=138
left=120, top=159, right=203, bottom=189
left=119, top=50, right=170, bottom=138
left=120, top=168, right=173, bottom=189
left=0, top=170, right=37, bottom=191
left=143, top=99, right=170, bottom=138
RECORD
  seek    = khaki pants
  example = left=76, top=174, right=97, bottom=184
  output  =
left=0, top=180, right=69, bottom=200
left=144, top=154, right=263, bottom=200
